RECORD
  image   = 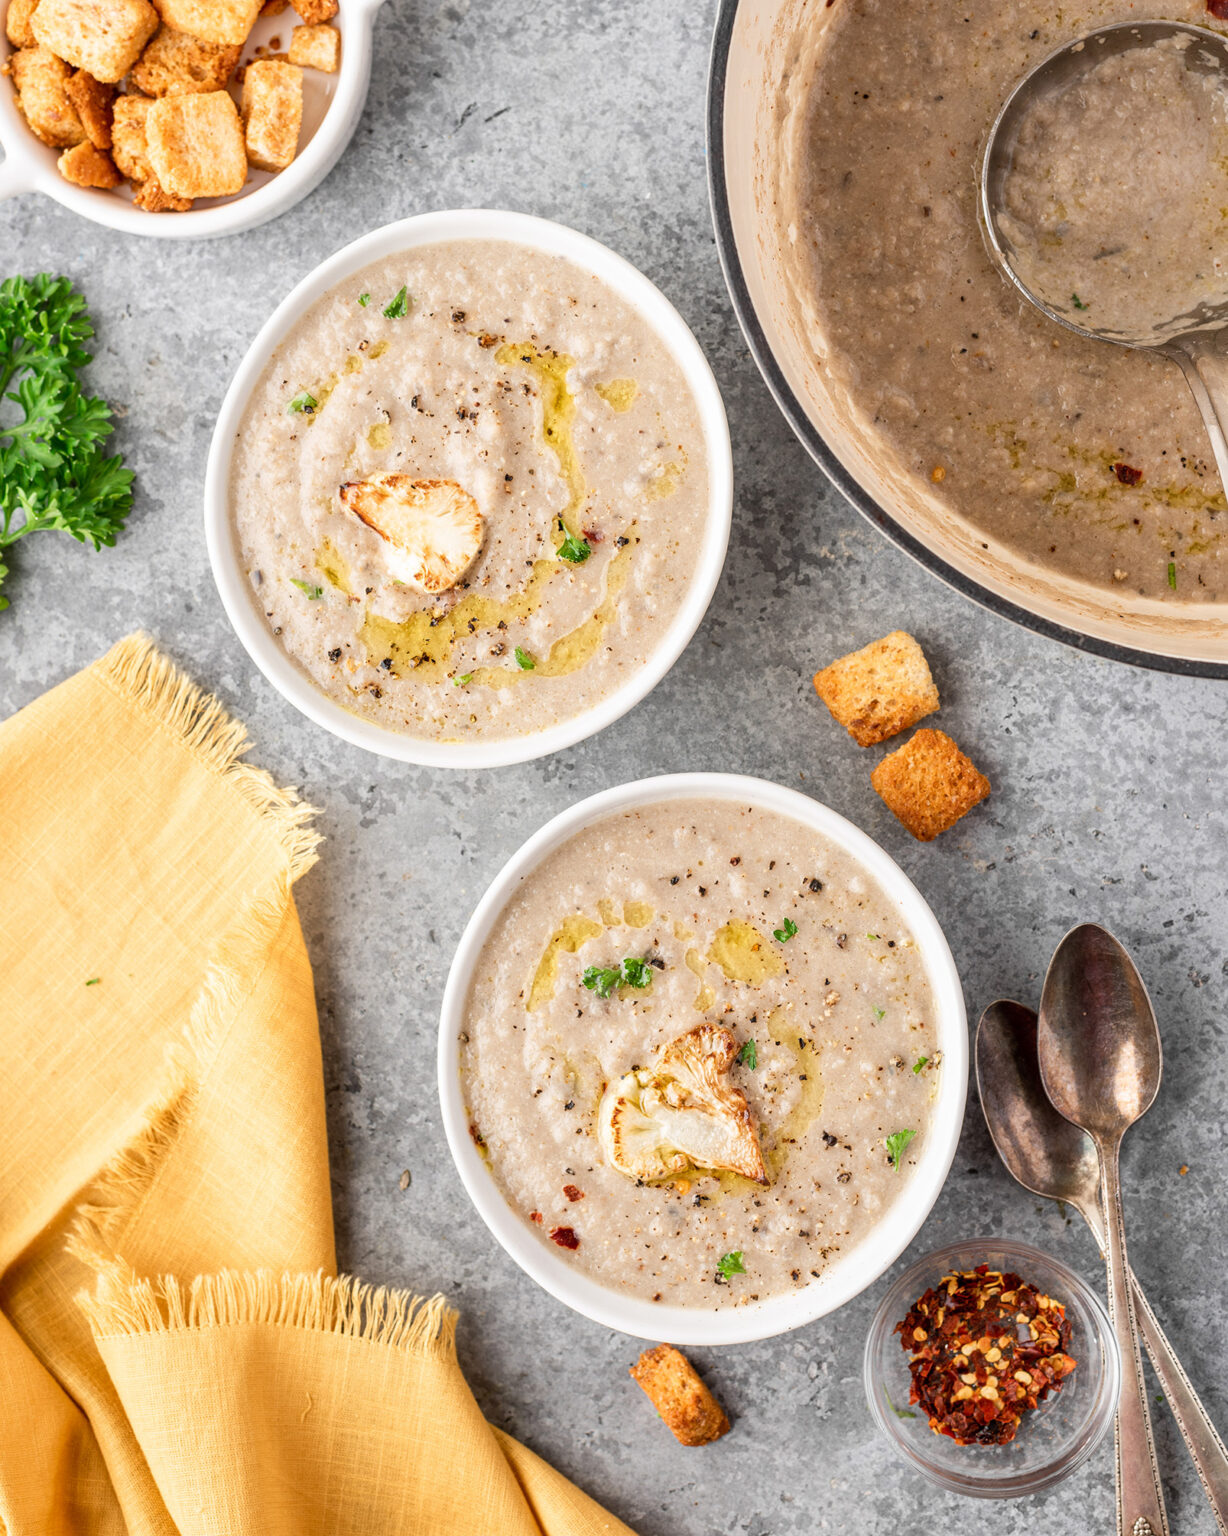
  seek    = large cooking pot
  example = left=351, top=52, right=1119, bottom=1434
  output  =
left=707, top=0, right=1228, bottom=677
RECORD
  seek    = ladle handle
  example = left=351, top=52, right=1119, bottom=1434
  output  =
left=1100, top=1140, right=1170, bottom=1536
left=1167, top=335, right=1228, bottom=500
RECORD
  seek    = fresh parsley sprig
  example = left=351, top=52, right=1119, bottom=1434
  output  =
left=737, top=1039, right=757, bottom=1070
left=773, top=917, right=798, bottom=943
left=581, top=956, right=654, bottom=1000
left=886, top=1128, right=916, bottom=1170
left=0, top=275, right=134, bottom=613
left=558, top=529, right=591, bottom=563
left=716, top=1250, right=745, bottom=1282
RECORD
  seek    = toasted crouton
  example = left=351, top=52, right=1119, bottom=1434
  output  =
left=30, top=0, right=158, bottom=83
left=287, top=21, right=337, bottom=70
left=293, top=0, right=337, bottom=22
left=153, top=0, right=262, bottom=45
left=64, top=68, right=113, bottom=147
left=813, top=630, right=939, bottom=747
left=261, top=0, right=288, bottom=12
left=110, top=91, right=152, bottom=178
left=57, top=138, right=121, bottom=186
left=5, top=0, right=39, bottom=48
left=240, top=56, right=300, bottom=170
left=130, top=25, right=240, bottom=96
left=871, top=728, right=990, bottom=842
left=9, top=47, right=85, bottom=146
left=630, top=1345, right=730, bottom=1447
left=147, top=89, right=246, bottom=197
left=132, top=173, right=191, bottom=210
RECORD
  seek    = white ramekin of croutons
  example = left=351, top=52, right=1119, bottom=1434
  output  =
left=0, top=0, right=383, bottom=237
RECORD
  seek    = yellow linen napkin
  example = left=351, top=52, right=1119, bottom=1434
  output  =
left=0, top=635, right=636, bottom=1536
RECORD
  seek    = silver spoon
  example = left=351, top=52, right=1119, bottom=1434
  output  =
left=978, top=999, right=1228, bottom=1534
left=982, top=21, right=1228, bottom=498
left=1037, top=924, right=1168, bottom=1536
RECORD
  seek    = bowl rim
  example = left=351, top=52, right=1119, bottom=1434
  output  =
left=0, top=0, right=386, bottom=240
left=863, top=1235, right=1121, bottom=1498
left=437, top=770, right=970, bottom=1345
left=704, top=0, right=1228, bottom=680
left=203, top=208, right=734, bottom=767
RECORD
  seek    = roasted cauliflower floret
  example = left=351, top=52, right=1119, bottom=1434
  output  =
left=598, top=1023, right=768, bottom=1185
left=339, top=475, right=484, bottom=594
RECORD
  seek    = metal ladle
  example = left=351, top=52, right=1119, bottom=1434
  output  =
left=978, top=999, right=1228, bottom=1534
left=982, top=21, right=1228, bottom=498
left=1037, top=924, right=1168, bottom=1536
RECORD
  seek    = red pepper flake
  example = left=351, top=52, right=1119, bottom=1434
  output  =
left=562, top=1183, right=585, bottom=1202
left=530, top=1211, right=543, bottom=1224
left=1210, top=0, right=1228, bottom=19
left=1113, top=462, right=1144, bottom=486
left=550, top=1226, right=580, bottom=1250
left=894, top=1265, right=1077, bottom=1446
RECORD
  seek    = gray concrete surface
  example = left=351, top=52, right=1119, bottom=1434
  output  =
left=3, top=2, right=1227, bottom=1531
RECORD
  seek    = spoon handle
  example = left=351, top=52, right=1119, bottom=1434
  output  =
left=1081, top=1202, right=1228, bottom=1531
left=1133, top=1276, right=1228, bottom=1534
left=1100, top=1141, right=1170, bottom=1536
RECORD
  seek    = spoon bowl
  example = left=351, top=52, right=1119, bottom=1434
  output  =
left=981, top=21, right=1228, bottom=497
left=981, top=21, right=1228, bottom=348
left=975, top=999, right=1100, bottom=1218
left=1037, top=924, right=1162, bottom=1140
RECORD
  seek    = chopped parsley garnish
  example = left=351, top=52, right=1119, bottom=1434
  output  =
left=0, top=274, right=135, bottom=614
left=514, top=646, right=536, bottom=670
left=866, top=932, right=880, bottom=941
left=884, top=1388, right=917, bottom=1420
left=1168, top=562, right=1177, bottom=590
left=85, top=976, right=100, bottom=985
left=287, top=390, right=317, bottom=414
left=773, top=917, right=798, bottom=943
left=912, top=1056, right=929, bottom=1074
left=872, top=1006, right=885, bottom=1021
left=1071, top=293, right=1088, bottom=311
left=581, top=957, right=654, bottom=999
left=737, top=1039, right=758, bottom=1071
left=619, top=956, right=653, bottom=988
left=886, top=1128, right=916, bottom=1170
left=357, top=292, right=370, bottom=307
left=716, top=1250, right=746, bottom=1281
left=558, top=530, right=591, bottom=563
left=383, top=286, right=410, bottom=319
left=290, top=578, right=323, bottom=599
left=451, top=672, right=474, bottom=686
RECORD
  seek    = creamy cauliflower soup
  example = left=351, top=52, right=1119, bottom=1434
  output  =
left=229, top=239, right=711, bottom=742
left=458, top=798, right=941, bottom=1307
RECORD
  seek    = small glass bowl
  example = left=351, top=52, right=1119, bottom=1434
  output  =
left=864, top=1238, right=1120, bottom=1498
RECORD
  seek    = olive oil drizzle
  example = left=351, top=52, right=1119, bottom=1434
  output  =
left=496, top=341, right=585, bottom=540
left=707, top=920, right=784, bottom=984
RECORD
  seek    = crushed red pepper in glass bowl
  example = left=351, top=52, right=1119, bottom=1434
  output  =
left=864, top=1240, right=1120, bottom=1498
left=895, top=1265, right=1078, bottom=1445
